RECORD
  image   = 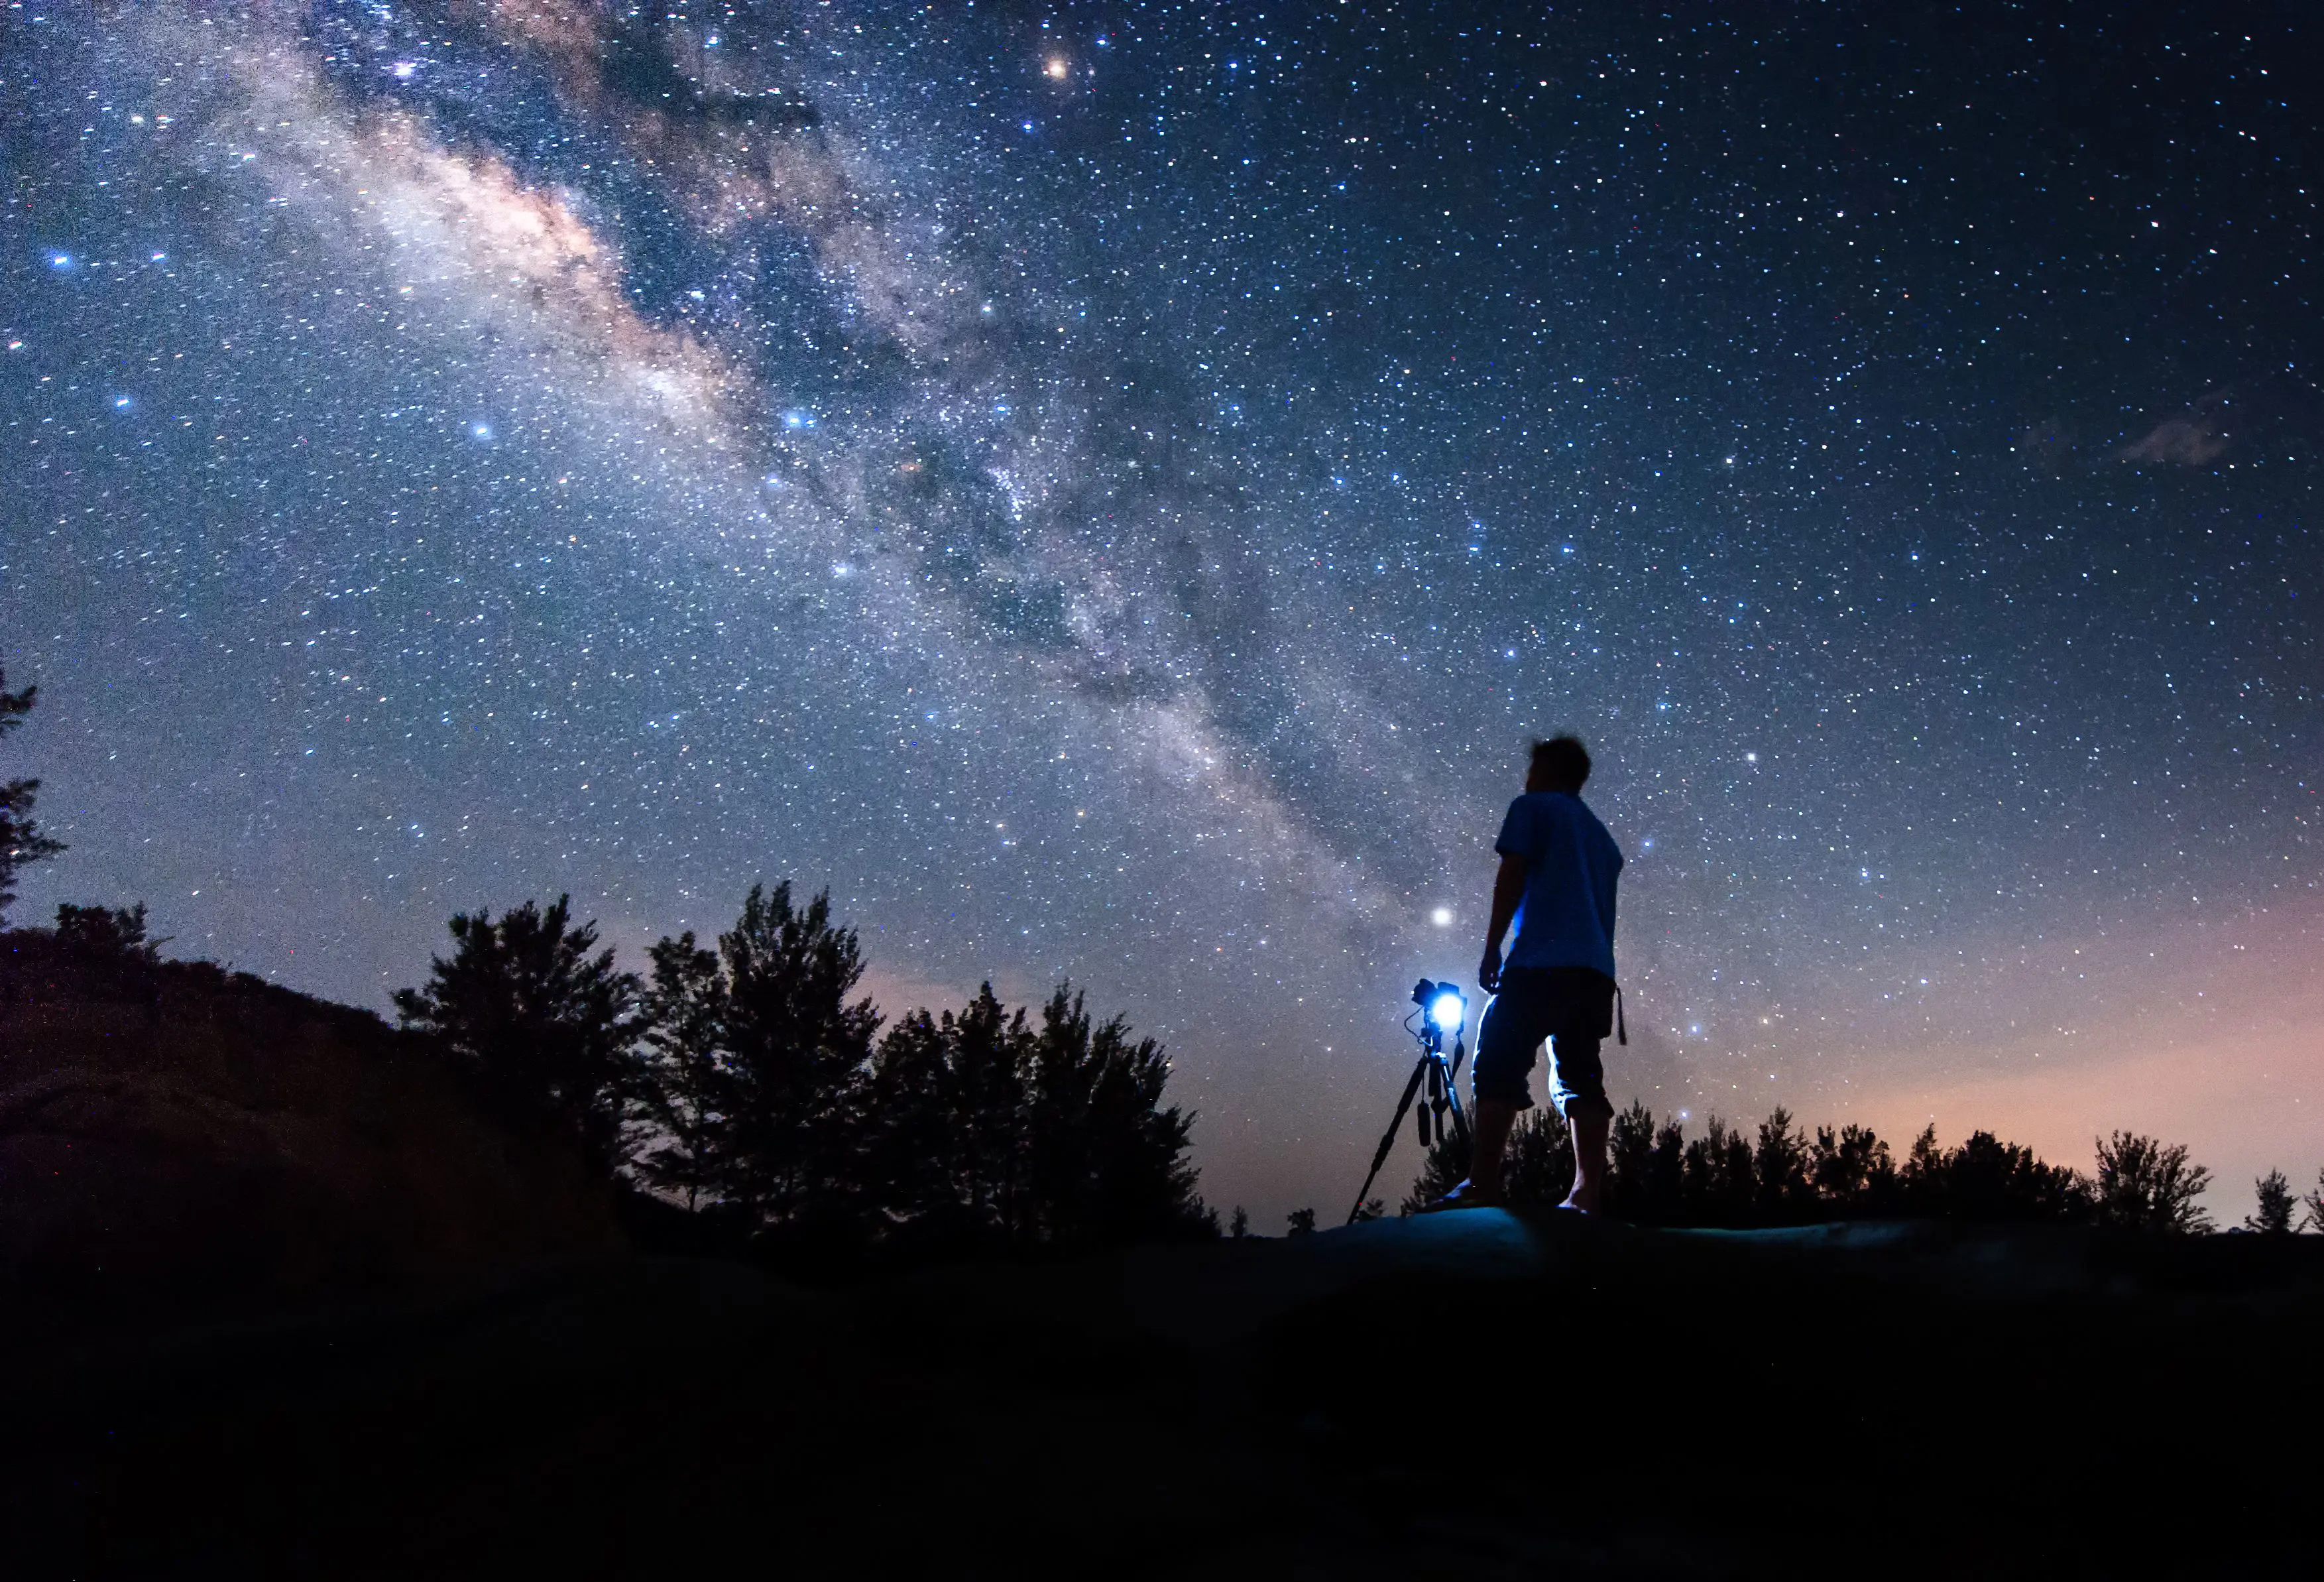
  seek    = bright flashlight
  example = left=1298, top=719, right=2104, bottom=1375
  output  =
left=1412, top=979, right=1466, bottom=1042
left=1428, top=990, right=1465, bottom=1033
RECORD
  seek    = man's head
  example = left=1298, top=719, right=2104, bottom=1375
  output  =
left=1527, top=735, right=1591, bottom=795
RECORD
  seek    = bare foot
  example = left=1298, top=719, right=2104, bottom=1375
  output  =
left=1423, top=1179, right=1505, bottom=1212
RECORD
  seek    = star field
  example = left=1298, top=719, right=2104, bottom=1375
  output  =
left=4, top=3, right=2319, bottom=1221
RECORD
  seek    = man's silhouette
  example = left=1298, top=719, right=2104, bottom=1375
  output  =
left=1433, top=735, right=1623, bottom=1212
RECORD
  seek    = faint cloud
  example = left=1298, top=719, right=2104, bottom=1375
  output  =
left=2119, top=391, right=2232, bottom=467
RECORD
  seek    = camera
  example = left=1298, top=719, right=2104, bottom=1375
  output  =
left=1412, top=978, right=1466, bottom=1049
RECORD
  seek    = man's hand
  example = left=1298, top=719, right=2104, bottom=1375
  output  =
left=1481, top=850, right=1526, bottom=998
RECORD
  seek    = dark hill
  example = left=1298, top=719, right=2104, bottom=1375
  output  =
left=7, top=1206, right=2320, bottom=1577
left=0, top=928, right=625, bottom=1344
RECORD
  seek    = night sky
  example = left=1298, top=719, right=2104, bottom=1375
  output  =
left=5, top=3, right=2318, bottom=1224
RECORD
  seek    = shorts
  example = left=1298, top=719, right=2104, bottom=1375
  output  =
left=1472, top=965, right=1617, bottom=1120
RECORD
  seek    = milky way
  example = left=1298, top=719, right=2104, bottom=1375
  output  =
left=5, top=4, right=2319, bottom=1221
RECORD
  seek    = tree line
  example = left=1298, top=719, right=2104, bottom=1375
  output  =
left=1395, top=1102, right=2322, bottom=1235
left=390, top=889, right=1218, bottom=1256
left=9, top=668, right=2319, bottom=1245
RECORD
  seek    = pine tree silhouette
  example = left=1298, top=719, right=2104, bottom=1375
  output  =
left=1645, top=1117, right=1686, bottom=1221
left=1753, top=1107, right=1814, bottom=1222
left=2245, top=1170, right=2296, bottom=1235
left=1605, top=1100, right=1661, bottom=1222
left=1809, top=1124, right=1897, bottom=1216
left=1681, top=1117, right=1756, bottom=1225
left=1399, top=1101, right=2214, bottom=1233
left=1902, top=1128, right=2092, bottom=1223
left=1401, top=1110, right=1572, bottom=1213
left=1501, top=1108, right=1574, bottom=1205
left=1401, top=1134, right=1466, bottom=1215
left=0, top=666, right=64, bottom=922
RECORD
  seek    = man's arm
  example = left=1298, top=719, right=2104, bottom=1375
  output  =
left=1478, top=851, right=1527, bottom=993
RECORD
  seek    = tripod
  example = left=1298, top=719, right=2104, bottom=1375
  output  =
left=1346, top=983, right=1472, bottom=1224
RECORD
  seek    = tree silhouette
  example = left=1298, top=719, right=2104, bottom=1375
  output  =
left=54, top=902, right=159, bottom=962
left=2245, top=1170, right=2296, bottom=1235
left=1401, top=1133, right=1466, bottom=1215
left=2303, top=1170, right=2324, bottom=1235
left=618, top=882, right=1215, bottom=1256
left=856, top=985, right=1028, bottom=1248
left=629, top=932, right=732, bottom=1211
left=1501, top=1108, right=1575, bottom=1206
left=850, top=977, right=1213, bottom=1251
left=0, top=667, right=64, bottom=922
left=1900, top=1123, right=1946, bottom=1206
left=1643, top=1117, right=1686, bottom=1222
left=1285, top=1207, right=1317, bottom=1235
left=1021, top=986, right=1210, bottom=1247
left=709, top=884, right=880, bottom=1234
left=394, top=896, right=643, bottom=1173
left=2093, top=1131, right=2213, bottom=1233
left=1229, top=1205, right=1249, bottom=1239
left=1900, top=1127, right=2090, bottom=1223
left=1605, top=1101, right=1664, bottom=1222
left=1401, top=1110, right=1573, bottom=1213
left=1753, top=1107, right=1815, bottom=1222
left=1681, top=1116, right=1757, bottom=1225
left=956, top=985, right=1035, bottom=1239
left=856, top=1006, right=962, bottom=1242
left=1399, top=1101, right=2223, bottom=1234
left=1810, top=1124, right=1898, bottom=1216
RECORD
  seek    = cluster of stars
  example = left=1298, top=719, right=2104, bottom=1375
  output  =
left=1, top=2, right=2316, bottom=1219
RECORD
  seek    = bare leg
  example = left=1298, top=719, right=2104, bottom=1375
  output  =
left=1465, top=1099, right=1520, bottom=1199
left=1562, top=1105, right=1610, bottom=1212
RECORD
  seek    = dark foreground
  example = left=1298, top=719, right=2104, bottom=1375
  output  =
left=8, top=1212, right=2319, bottom=1579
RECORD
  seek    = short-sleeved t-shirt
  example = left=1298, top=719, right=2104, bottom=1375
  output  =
left=1495, top=791, right=1623, bottom=977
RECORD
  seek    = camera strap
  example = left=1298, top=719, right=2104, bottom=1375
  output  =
left=1614, top=984, right=1627, bottom=1046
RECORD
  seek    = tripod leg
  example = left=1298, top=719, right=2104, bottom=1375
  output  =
left=1347, top=1057, right=1430, bottom=1225
left=1437, top=1052, right=1474, bottom=1178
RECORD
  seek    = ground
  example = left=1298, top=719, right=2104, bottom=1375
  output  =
left=6, top=936, right=2313, bottom=1575
left=7, top=1210, right=2318, bottom=1577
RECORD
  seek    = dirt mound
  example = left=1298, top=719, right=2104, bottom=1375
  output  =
left=0, top=930, right=625, bottom=1341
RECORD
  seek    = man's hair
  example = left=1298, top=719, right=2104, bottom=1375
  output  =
left=1531, top=734, right=1591, bottom=790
